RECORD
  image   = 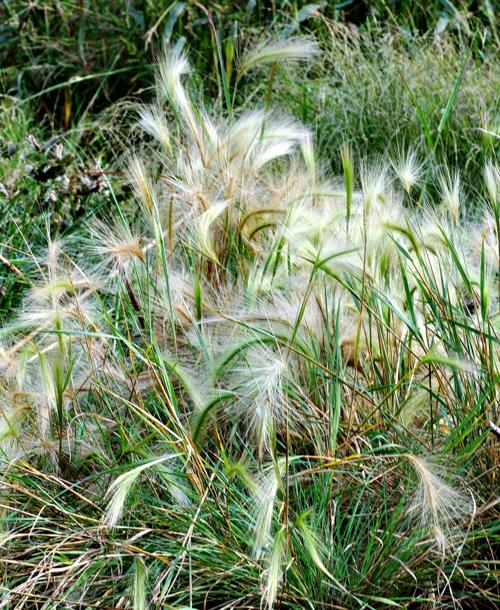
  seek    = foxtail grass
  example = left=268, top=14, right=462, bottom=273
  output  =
left=0, top=39, right=499, bottom=610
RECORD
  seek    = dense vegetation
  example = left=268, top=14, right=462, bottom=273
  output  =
left=0, top=2, right=498, bottom=608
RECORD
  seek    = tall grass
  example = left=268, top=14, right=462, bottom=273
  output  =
left=270, top=23, right=499, bottom=191
left=0, top=40, right=499, bottom=609
left=2, top=1, right=496, bottom=128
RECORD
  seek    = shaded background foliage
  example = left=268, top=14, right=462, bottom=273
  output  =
left=0, top=0, right=496, bottom=127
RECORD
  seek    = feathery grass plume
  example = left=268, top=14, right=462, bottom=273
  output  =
left=89, top=218, right=144, bottom=276
left=0, top=341, right=20, bottom=382
left=253, top=139, right=303, bottom=175
left=102, top=454, right=176, bottom=529
left=398, top=390, right=429, bottom=427
left=18, top=282, right=96, bottom=329
left=248, top=116, right=312, bottom=174
left=157, top=45, right=204, bottom=159
left=417, top=208, right=454, bottom=254
left=127, top=155, right=156, bottom=214
left=300, top=131, right=315, bottom=178
left=0, top=380, right=29, bottom=459
left=484, top=161, right=500, bottom=211
left=262, top=525, right=286, bottom=610
left=45, top=236, right=62, bottom=280
left=157, top=43, right=190, bottom=99
left=9, top=247, right=100, bottom=435
left=475, top=211, right=500, bottom=270
left=238, top=37, right=318, bottom=77
left=360, top=162, right=388, bottom=213
left=225, top=109, right=266, bottom=163
left=265, top=284, right=327, bottom=343
left=228, top=344, right=290, bottom=461
left=253, top=459, right=286, bottom=557
left=279, top=198, right=325, bottom=261
left=223, top=112, right=310, bottom=195
left=139, top=104, right=172, bottom=155
left=16, top=274, right=99, bottom=336
left=406, top=454, right=472, bottom=552
left=133, top=556, right=148, bottom=610
left=192, top=200, right=230, bottom=262
left=25, top=347, right=58, bottom=439
left=0, top=246, right=108, bottom=467
left=439, top=169, right=462, bottom=221
left=365, top=191, right=406, bottom=269
left=391, top=147, right=424, bottom=193
left=152, top=268, right=199, bottom=329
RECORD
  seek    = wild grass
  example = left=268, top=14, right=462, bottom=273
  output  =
left=2, top=1, right=496, bottom=131
left=271, top=22, right=499, bottom=190
left=0, top=39, right=498, bottom=608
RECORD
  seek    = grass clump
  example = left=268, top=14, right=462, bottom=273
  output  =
left=0, top=40, right=499, bottom=609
